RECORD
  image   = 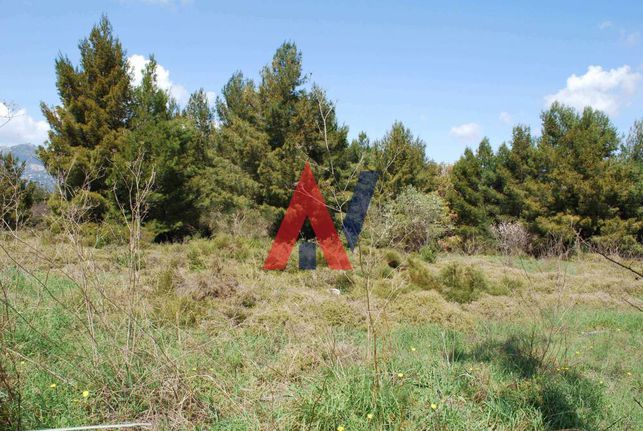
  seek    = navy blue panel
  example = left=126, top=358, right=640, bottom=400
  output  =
left=299, top=241, right=317, bottom=270
left=343, top=171, right=378, bottom=250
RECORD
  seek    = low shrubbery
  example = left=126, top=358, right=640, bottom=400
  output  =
left=439, top=262, right=490, bottom=303
left=369, top=186, right=452, bottom=253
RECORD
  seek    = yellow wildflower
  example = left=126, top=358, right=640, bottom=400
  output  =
left=82, top=390, right=89, bottom=398
left=431, top=403, right=437, bottom=410
left=410, top=347, right=416, bottom=352
left=397, top=372, right=404, bottom=378
left=49, top=383, right=57, bottom=389
left=367, top=413, right=373, bottom=420
left=337, top=426, right=345, bottom=431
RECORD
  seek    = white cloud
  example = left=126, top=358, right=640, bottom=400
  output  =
left=450, top=122, right=481, bottom=143
left=544, top=65, right=641, bottom=115
left=598, top=21, right=612, bottom=30
left=499, top=112, right=512, bottom=125
left=128, top=54, right=189, bottom=104
left=0, top=103, right=49, bottom=147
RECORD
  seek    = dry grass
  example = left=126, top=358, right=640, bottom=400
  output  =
left=0, top=231, right=641, bottom=430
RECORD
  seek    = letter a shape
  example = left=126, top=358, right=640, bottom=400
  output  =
left=264, top=163, right=352, bottom=270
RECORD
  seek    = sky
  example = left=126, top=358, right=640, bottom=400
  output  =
left=1, top=0, right=642, bottom=162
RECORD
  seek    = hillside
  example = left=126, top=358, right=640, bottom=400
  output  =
left=0, top=144, right=55, bottom=190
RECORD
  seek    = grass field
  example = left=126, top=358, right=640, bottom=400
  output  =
left=1, top=233, right=641, bottom=430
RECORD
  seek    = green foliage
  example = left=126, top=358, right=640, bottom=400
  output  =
left=373, top=122, right=439, bottom=201
left=373, top=186, right=451, bottom=252
left=417, top=244, right=438, bottom=263
left=591, top=217, right=643, bottom=257
left=449, top=105, right=643, bottom=256
left=447, top=139, right=503, bottom=241
left=0, top=153, right=37, bottom=228
left=37, top=17, right=642, bottom=254
left=439, top=263, right=490, bottom=303
left=79, top=221, right=129, bottom=248
left=383, top=249, right=403, bottom=268
left=39, top=16, right=132, bottom=196
left=191, top=156, right=260, bottom=229
left=214, top=44, right=354, bottom=211
left=407, top=258, right=442, bottom=291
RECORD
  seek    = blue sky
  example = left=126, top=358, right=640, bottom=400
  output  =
left=1, top=0, right=642, bottom=162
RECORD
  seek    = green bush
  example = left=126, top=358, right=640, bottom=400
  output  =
left=407, top=258, right=442, bottom=291
left=591, top=217, right=643, bottom=257
left=418, top=244, right=438, bottom=263
left=439, top=263, right=489, bottom=303
left=370, top=186, right=451, bottom=252
left=384, top=249, right=403, bottom=268
left=187, top=247, right=206, bottom=271
left=79, top=221, right=129, bottom=248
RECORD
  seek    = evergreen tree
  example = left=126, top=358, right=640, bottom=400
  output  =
left=39, top=15, right=132, bottom=208
left=447, top=141, right=495, bottom=239
left=216, top=72, right=270, bottom=180
left=253, top=43, right=350, bottom=208
left=373, top=121, right=438, bottom=202
left=111, top=59, right=206, bottom=239
left=496, top=126, right=535, bottom=219
left=0, top=153, right=36, bottom=229
left=184, top=88, right=215, bottom=144
left=531, top=104, right=622, bottom=240
left=623, top=120, right=643, bottom=162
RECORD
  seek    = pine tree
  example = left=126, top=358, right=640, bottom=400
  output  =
left=0, top=153, right=36, bottom=229
left=39, top=15, right=132, bottom=207
left=254, top=43, right=350, bottom=208
left=496, top=126, right=535, bottom=219
left=447, top=139, right=500, bottom=239
left=448, top=148, right=484, bottom=237
left=184, top=88, right=215, bottom=144
left=623, top=120, right=643, bottom=162
left=373, top=121, right=438, bottom=202
left=216, top=72, right=270, bottom=180
left=111, top=59, right=206, bottom=239
left=532, top=104, right=621, bottom=240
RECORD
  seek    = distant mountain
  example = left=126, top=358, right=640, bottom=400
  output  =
left=1, top=144, right=55, bottom=190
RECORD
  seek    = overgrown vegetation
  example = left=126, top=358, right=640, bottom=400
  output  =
left=11, top=16, right=637, bottom=256
left=0, top=235, right=641, bottom=429
left=0, top=15, right=641, bottom=431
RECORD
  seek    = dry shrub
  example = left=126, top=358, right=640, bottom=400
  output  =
left=320, top=299, right=364, bottom=327
left=491, top=221, right=530, bottom=255
left=183, top=273, right=238, bottom=301
left=202, top=207, right=272, bottom=238
left=383, top=249, right=403, bottom=268
left=438, top=235, right=463, bottom=253
left=391, top=290, right=472, bottom=328
left=150, top=268, right=241, bottom=327
left=369, top=187, right=452, bottom=252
